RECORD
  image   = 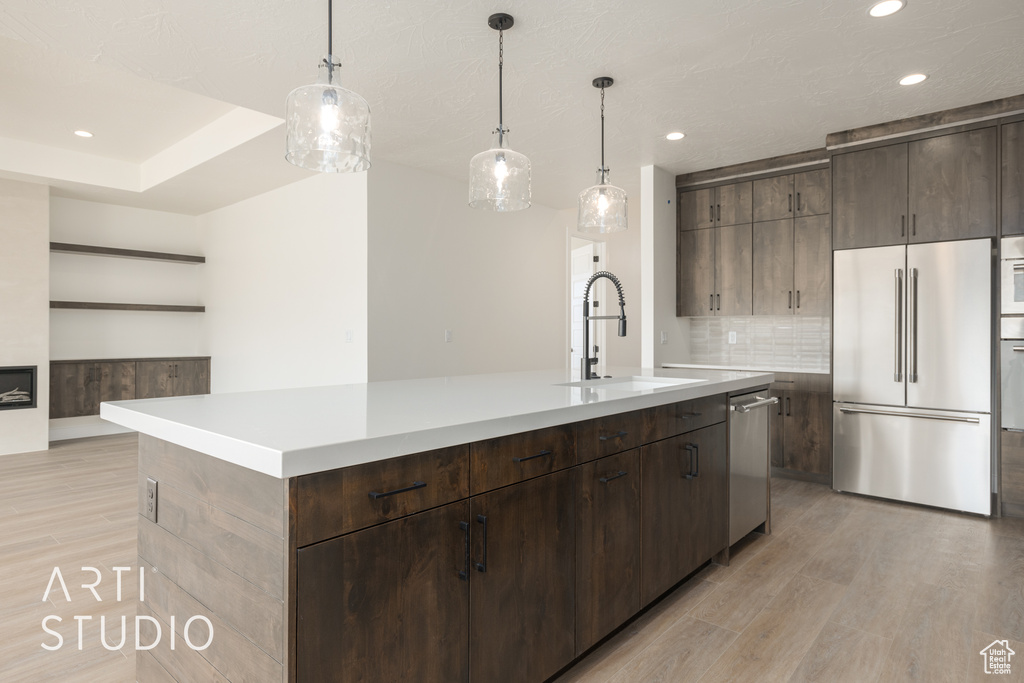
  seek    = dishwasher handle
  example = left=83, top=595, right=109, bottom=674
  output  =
left=731, top=396, right=780, bottom=413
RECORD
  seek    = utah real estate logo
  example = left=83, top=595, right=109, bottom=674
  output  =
left=980, top=639, right=1015, bottom=675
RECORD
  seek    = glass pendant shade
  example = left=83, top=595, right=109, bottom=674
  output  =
left=286, top=56, right=371, bottom=173
left=469, top=131, right=531, bottom=211
left=578, top=169, right=628, bottom=233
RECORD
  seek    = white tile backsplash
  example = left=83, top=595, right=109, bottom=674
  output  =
left=687, top=316, right=830, bottom=372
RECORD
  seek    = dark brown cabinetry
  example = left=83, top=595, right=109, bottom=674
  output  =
left=136, top=359, right=210, bottom=399
left=296, top=501, right=471, bottom=683
left=1001, top=430, right=1024, bottom=516
left=50, top=357, right=208, bottom=418
left=753, top=214, right=831, bottom=316
left=716, top=223, right=753, bottom=315
left=1002, top=120, right=1024, bottom=235
left=640, top=422, right=728, bottom=605
left=676, top=223, right=753, bottom=317
left=575, top=450, right=640, bottom=654
left=678, top=181, right=752, bottom=231
left=833, top=128, right=997, bottom=249
left=752, top=169, right=830, bottom=222
left=768, top=373, right=832, bottom=480
left=470, top=470, right=575, bottom=683
left=677, top=228, right=715, bottom=316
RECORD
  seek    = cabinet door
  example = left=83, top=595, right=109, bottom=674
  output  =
left=783, top=389, right=832, bottom=476
left=470, top=470, right=574, bottom=683
left=793, top=214, right=832, bottom=316
left=640, top=423, right=727, bottom=605
left=833, top=143, right=908, bottom=249
left=769, top=386, right=786, bottom=468
left=909, top=128, right=997, bottom=242
left=795, top=169, right=831, bottom=217
left=50, top=363, right=100, bottom=418
left=752, top=218, right=794, bottom=315
left=677, top=227, right=715, bottom=316
left=1004, top=121, right=1024, bottom=236
left=99, top=362, right=136, bottom=402
left=715, top=223, right=753, bottom=315
left=715, top=181, right=753, bottom=227
left=296, top=501, right=470, bottom=683
left=752, top=175, right=794, bottom=222
left=678, top=187, right=716, bottom=231
left=575, top=450, right=640, bottom=655
left=170, top=359, right=210, bottom=396
left=136, top=361, right=172, bottom=399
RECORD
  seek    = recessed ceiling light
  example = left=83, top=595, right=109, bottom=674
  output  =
left=74, top=130, right=93, bottom=138
left=869, top=0, right=905, bottom=17
left=899, top=73, right=927, bottom=85
left=666, top=132, right=685, bottom=141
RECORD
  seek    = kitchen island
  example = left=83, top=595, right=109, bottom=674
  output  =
left=101, top=367, right=772, bottom=683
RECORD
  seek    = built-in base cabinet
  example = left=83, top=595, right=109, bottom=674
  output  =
left=769, top=373, right=832, bottom=481
left=294, top=395, right=736, bottom=683
left=1002, top=430, right=1024, bottom=517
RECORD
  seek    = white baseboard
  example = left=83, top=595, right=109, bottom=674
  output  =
left=49, top=416, right=134, bottom=442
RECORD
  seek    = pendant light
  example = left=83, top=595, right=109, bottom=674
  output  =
left=578, top=77, right=627, bottom=233
left=285, top=0, right=371, bottom=173
left=469, top=13, right=531, bottom=211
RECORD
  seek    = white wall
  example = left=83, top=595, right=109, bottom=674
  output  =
left=200, top=172, right=368, bottom=393
left=366, top=160, right=567, bottom=381
left=641, top=165, right=690, bottom=368
left=0, top=179, right=49, bottom=455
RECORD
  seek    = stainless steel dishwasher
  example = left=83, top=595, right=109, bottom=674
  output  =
left=729, top=392, right=777, bottom=545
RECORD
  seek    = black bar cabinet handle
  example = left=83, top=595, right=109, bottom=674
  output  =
left=599, top=470, right=628, bottom=483
left=717, top=204, right=721, bottom=222
left=474, top=514, right=488, bottom=573
left=912, top=213, right=916, bottom=236
left=368, top=481, right=426, bottom=500
left=717, top=293, right=721, bottom=310
left=458, top=521, right=470, bottom=580
left=796, top=291, right=801, bottom=309
left=692, top=444, right=699, bottom=478
left=788, top=193, right=793, bottom=212
left=513, top=449, right=552, bottom=463
left=901, top=215, right=905, bottom=237
left=788, top=291, right=793, bottom=309
left=709, top=204, right=714, bottom=222
left=599, top=430, right=628, bottom=442
left=683, top=443, right=693, bottom=480
left=796, top=192, right=801, bottom=211
left=710, top=294, right=714, bottom=311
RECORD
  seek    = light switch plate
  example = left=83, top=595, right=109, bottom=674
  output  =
left=728, top=331, right=737, bottom=344
left=144, top=478, right=158, bottom=523
left=660, top=331, right=668, bottom=345
left=444, top=329, right=453, bottom=343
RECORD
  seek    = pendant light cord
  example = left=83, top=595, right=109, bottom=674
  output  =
left=600, top=85, right=606, bottom=174
left=497, top=27, right=504, bottom=146
left=325, top=0, right=335, bottom=82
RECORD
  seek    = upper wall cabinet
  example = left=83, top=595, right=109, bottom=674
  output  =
left=752, top=169, right=830, bottom=222
left=833, top=128, right=997, bottom=249
left=1004, top=120, right=1024, bottom=236
left=677, top=225, right=752, bottom=316
left=678, top=181, right=752, bottom=231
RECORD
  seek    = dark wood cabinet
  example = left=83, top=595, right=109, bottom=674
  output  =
left=470, top=470, right=575, bottom=683
left=296, top=501, right=471, bottom=683
left=640, top=422, right=728, bottom=605
left=715, top=223, right=753, bottom=315
left=793, top=214, right=832, bottom=316
left=834, top=129, right=997, bottom=249
left=575, top=450, right=640, bottom=655
left=1001, top=430, right=1024, bottom=515
left=752, top=214, right=830, bottom=317
left=769, top=374, right=832, bottom=479
left=833, top=143, right=909, bottom=250
left=137, top=359, right=209, bottom=399
left=677, top=227, right=715, bottom=316
left=908, top=128, right=997, bottom=242
left=752, top=218, right=795, bottom=315
left=752, top=169, right=830, bottom=222
left=50, top=360, right=136, bottom=418
left=679, top=182, right=752, bottom=231
left=1004, top=121, right=1024, bottom=236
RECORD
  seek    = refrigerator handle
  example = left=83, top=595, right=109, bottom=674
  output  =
left=909, top=268, right=918, bottom=383
left=894, top=269, right=904, bottom=383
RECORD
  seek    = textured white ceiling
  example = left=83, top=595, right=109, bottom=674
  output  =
left=1, top=0, right=1023, bottom=213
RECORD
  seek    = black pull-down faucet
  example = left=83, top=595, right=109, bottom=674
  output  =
left=580, top=270, right=627, bottom=380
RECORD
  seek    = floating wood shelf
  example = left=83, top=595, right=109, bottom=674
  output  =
left=50, top=242, right=205, bottom=264
left=50, top=301, right=205, bottom=313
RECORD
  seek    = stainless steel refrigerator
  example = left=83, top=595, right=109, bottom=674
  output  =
left=833, top=239, right=992, bottom=515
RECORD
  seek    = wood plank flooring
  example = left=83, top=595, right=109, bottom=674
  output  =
left=557, top=478, right=1024, bottom=683
left=2, top=436, right=1024, bottom=682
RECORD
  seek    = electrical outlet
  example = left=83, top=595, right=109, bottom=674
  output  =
left=660, top=331, right=668, bottom=345
left=728, top=331, right=737, bottom=344
left=345, top=330, right=354, bottom=343
left=444, top=329, right=453, bottom=343
left=144, top=478, right=158, bottom=523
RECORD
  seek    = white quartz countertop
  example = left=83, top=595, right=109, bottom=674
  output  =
left=100, top=366, right=773, bottom=479
left=662, top=363, right=830, bottom=376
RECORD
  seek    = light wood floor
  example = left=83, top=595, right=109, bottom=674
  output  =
left=2, top=435, right=1023, bottom=682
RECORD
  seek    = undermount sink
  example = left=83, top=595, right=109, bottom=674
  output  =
left=557, top=375, right=705, bottom=392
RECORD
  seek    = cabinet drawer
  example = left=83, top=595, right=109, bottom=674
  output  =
left=644, top=395, right=727, bottom=443
left=470, top=424, right=575, bottom=495
left=577, top=410, right=646, bottom=463
left=295, top=445, right=469, bottom=545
